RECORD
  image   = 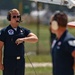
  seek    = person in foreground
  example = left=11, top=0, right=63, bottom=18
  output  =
left=0, top=8, right=38, bottom=75
left=50, top=11, right=75, bottom=75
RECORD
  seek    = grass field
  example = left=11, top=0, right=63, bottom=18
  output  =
left=24, top=23, right=50, bottom=54
left=25, top=54, right=52, bottom=63
left=25, top=67, right=52, bottom=75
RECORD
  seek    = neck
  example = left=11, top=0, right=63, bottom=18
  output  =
left=10, top=23, right=18, bottom=28
left=56, top=27, right=66, bottom=39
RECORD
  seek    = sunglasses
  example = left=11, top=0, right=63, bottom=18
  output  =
left=12, top=15, right=20, bottom=18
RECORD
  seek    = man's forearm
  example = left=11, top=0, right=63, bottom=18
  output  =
left=24, top=36, right=38, bottom=43
left=0, top=49, right=2, bottom=64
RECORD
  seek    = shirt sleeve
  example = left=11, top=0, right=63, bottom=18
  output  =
left=23, top=28, right=31, bottom=37
left=0, top=29, right=6, bottom=42
left=65, top=39, right=75, bottom=54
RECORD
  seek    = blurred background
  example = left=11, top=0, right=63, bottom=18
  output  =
left=0, top=0, right=75, bottom=75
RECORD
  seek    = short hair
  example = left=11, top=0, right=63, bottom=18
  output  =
left=7, top=8, right=20, bottom=21
left=8, top=8, right=20, bottom=15
left=52, top=11, right=68, bottom=27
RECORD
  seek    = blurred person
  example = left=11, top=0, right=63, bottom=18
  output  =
left=49, top=11, right=75, bottom=75
left=49, top=15, right=56, bottom=45
left=49, top=15, right=56, bottom=52
left=0, top=8, right=38, bottom=75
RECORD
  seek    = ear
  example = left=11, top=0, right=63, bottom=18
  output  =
left=51, top=21, right=59, bottom=30
left=7, top=14, right=11, bottom=21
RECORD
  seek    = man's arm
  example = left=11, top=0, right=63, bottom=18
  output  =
left=72, top=50, right=75, bottom=70
left=72, top=50, right=75, bottom=58
left=0, top=41, right=4, bottom=70
left=15, top=33, right=38, bottom=45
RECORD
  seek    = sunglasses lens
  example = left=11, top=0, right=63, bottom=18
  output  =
left=17, top=16, right=20, bottom=18
left=13, top=16, right=16, bottom=18
left=12, top=16, right=20, bottom=18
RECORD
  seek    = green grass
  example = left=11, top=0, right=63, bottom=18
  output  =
left=25, top=54, right=52, bottom=63
left=68, top=27, right=75, bottom=36
left=24, top=24, right=50, bottom=54
left=0, top=71, right=2, bottom=75
left=25, top=67, right=52, bottom=75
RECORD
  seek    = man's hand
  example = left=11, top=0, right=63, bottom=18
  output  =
left=15, top=38, right=24, bottom=45
left=0, top=63, right=4, bottom=70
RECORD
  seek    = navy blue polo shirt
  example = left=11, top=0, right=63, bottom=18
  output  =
left=51, top=30, right=75, bottom=75
left=0, top=25, right=31, bottom=57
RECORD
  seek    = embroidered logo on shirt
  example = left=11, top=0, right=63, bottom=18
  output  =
left=58, top=41, right=61, bottom=46
left=8, top=29, right=14, bottom=35
left=68, top=40, right=75, bottom=46
left=20, top=30, right=24, bottom=35
left=57, top=41, right=61, bottom=49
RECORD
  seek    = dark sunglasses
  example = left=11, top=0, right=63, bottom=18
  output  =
left=12, top=15, right=20, bottom=18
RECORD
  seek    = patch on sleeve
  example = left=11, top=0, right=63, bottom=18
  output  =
left=68, top=40, right=75, bottom=46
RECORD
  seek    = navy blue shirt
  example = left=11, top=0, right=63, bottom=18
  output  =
left=51, top=30, right=75, bottom=75
left=0, top=25, right=31, bottom=57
